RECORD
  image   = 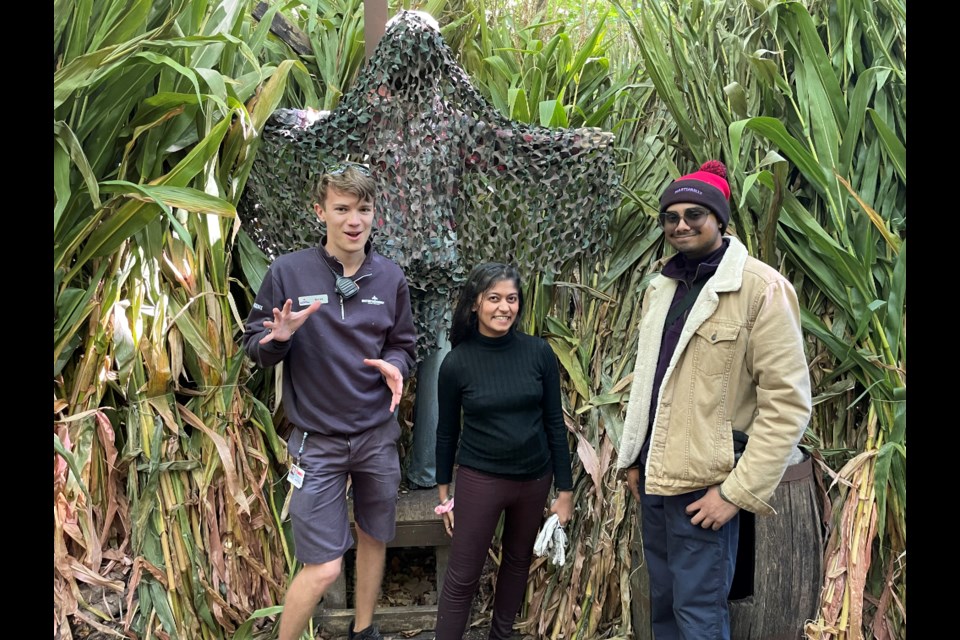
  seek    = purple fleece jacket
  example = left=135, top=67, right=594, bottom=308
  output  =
left=242, top=243, right=417, bottom=436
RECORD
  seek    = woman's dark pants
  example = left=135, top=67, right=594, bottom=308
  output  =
left=435, top=467, right=552, bottom=640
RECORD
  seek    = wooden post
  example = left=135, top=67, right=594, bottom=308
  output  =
left=728, top=455, right=823, bottom=640
left=363, top=0, right=388, bottom=61
left=629, top=532, right=653, bottom=640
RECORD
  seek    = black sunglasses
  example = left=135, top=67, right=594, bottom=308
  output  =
left=326, top=161, right=372, bottom=177
left=658, top=208, right=712, bottom=228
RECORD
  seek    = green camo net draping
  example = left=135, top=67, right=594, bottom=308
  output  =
left=240, top=11, right=619, bottom=359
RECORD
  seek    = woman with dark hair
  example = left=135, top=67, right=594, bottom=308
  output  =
left=433, top=262, right=574, bottom=639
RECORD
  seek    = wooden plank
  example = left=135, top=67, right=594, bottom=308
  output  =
left=395, top=487, right=444, bottom=521
left=389, top=522, right=450, bottom=548
left=251, top=2, right=312, bottom=55
left=325, top=571, right=348, bottom=609
left=345, top=484, right=453, bottom=525
left=362, top=0, right=389, bottom=62
left=338, top=521, right=450, bottom=550
left=319, top=605, right=440, bottom=635
left=320, top=528, right=448, bottom=625
left=340, top=485, right=453, bottom=549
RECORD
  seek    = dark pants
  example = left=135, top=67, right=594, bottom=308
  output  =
left=640, top=484, right=739, bottom=640
left=435, top=467, right=552, bottom=640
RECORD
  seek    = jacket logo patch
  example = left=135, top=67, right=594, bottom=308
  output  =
left=362, top=295, right=385, bottom=306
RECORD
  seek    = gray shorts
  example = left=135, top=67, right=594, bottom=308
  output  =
left=287, top=422, right=401, bottom=565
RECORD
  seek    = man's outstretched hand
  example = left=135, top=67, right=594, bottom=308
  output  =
left=363, top=358, right=403, bottom=412
left=259, top=299, right=322, bottom=344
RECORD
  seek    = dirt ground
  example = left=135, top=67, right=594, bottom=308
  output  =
left=325, top=620, right=526, bottom=640
left=363, top=626, right=521, bottom=640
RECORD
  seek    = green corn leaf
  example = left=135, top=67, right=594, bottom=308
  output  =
left=786, top=2, right=848, bottom=130
left=54, top=121, right=101, bottom=211
left=508, top=87, right=531, bottom=123
left=233, top=606, right=285, bottom=640
left=194, top=67, right=229, bottom=105
left=838, top=67, right=879, bottom=174
left=724, top=81, right=749, bottom=118
left=484, top=55, right=516, bottom=84
left=54, top=46, right=117, bottom=109
left=247, top=0, right=284, bottom=57
left=775, top=195, right=868, bottom=304
left=53, top=0, right=78, bottom=54
left=236, top=229, right=270, bottom=295
left=134, top=50, right=204, bottom=104
left=54, top=261, right=109, bottom=366
left=98, top=0, right=153, bottom=49
left=249, top=396, right=289, bottom=477
left=575, top=392, right=627, bottom=415
left=100, top=181, right=236, bottom=217
left=569, top=15, right=607, bottom=83
left=69, top=112, right=234, bottom=278
left=167, top=296, right=223, bottom=372
left=599, top=221, right=662, bottom=289
left=730, top=117, right=828, bottom=190
left=868, top=108, right=906, bottom=182
left=884, top=240, right=905, bottom=363
left=539, top=99, right=568, bottom=127
left=873, top=440, right=905, bottom=545
left=800, top=58, right=841, bottom=167
left=54, top=137, right=73, bottom=234
left=54, top=433, right=93, bottom=503
left=60, top=0, right=93, bottom=64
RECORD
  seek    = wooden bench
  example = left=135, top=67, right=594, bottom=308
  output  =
left=318, top=487, right=451, bottom=635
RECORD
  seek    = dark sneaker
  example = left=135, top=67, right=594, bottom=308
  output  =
left=348, top=621, right=382, bottom=640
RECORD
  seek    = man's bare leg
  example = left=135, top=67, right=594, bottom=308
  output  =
left=278, top=559, right=342, bottom=640
left=352, top=525, right=387, bottom=631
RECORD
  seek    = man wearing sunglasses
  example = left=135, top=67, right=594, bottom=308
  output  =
left=243, top=162, right=417, bottom=640
left=617, top=161, right=811, bottom=640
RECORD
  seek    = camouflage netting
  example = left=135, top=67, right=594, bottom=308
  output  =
left=240, top=11, right=618, bottom=359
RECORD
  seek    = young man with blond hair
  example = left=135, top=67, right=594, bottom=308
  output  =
left=243, top=162, right=417, bottom=640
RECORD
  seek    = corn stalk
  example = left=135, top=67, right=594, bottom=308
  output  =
left=54, top=0, right=313, bottom=636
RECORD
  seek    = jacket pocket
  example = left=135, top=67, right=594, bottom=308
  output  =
left=717, top=421, right=736, bottom=473
left=693, top=321, right=741, bottom=376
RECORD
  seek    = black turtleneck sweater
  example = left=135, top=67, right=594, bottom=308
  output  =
left=435, top=329, right=574, bottom=491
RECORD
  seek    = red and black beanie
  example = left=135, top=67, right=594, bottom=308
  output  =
left=659, top=160, right=732, bottom=231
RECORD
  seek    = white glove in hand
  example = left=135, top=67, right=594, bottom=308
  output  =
left=533, top=514, right=567, bottom=566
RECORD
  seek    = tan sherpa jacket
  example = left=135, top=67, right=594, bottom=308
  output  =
left=615, top=236, right=811, bottom=515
